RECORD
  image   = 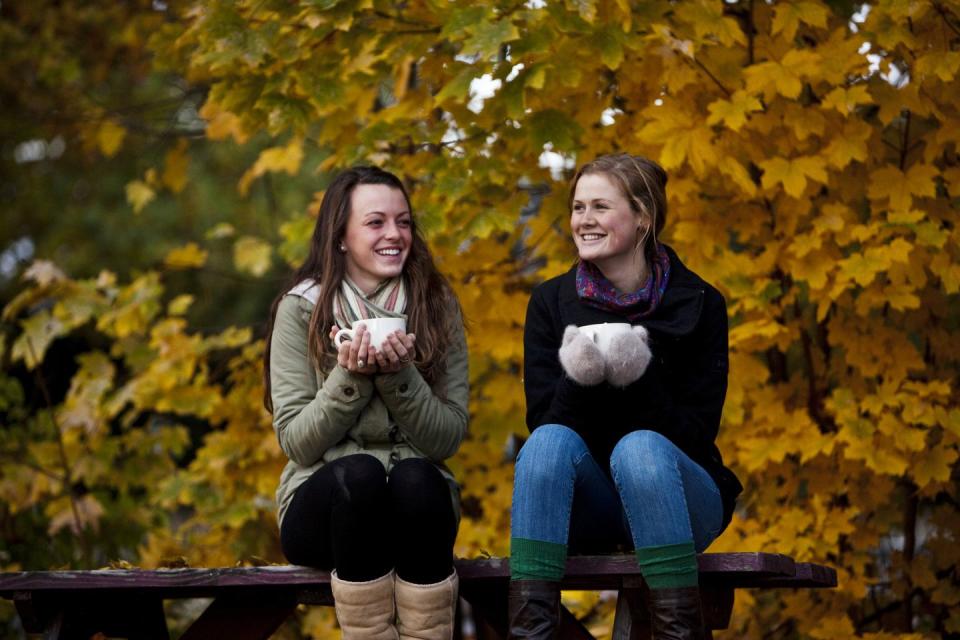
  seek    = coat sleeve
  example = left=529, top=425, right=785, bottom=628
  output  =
left=270, top=295, right=375, bottom=466
left=523, top=284, right=598, bottom=433
left=373, top=304, right=469, bottom=461
left=626, top=289, right=729, bottom=452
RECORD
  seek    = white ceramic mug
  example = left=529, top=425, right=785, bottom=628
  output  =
left=579, top=322, right=632, bottom=352
left=334, top=317, right=407, bottom=351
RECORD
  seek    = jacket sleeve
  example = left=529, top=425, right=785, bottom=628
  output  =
left=373, top=305, right=469, bottom=461
left=270, top=295, right=375, bottom=466
left=523, top=284, right=597, bottom=432
left=626, top=289, right=729, bottom=452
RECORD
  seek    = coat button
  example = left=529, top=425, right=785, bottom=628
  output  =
left=399, top=383, right=408, bottom=393
left=343, top=387, right=354, bottom=397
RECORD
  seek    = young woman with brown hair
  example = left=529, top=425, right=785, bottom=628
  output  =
left=264, top=166, right=468, bottom=640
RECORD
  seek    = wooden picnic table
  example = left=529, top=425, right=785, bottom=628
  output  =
left=0, top=552, right=837, bottom=639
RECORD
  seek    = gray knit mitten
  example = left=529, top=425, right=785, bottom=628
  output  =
left=558, top=325, right=605, bottom=386
left=605, top=325, right=652, bottom=388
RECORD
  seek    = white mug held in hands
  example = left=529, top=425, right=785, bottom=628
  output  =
left=334, top=317, right=407, bottom=352
left=578, top=323, right=632, bottom=351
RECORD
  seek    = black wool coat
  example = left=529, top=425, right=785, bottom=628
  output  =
left=523, top=245, right=743, bottom=529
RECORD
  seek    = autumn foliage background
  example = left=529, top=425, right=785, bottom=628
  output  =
left=1, top=1, right=959, bottom=638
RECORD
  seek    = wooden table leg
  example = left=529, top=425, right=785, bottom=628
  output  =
left=460, top=583, right=597, bottom=640
left=558, top=603, right=596, bottom=639
left=15, top=592, right=169, bottom=640
left=179, top=591, right=298, bottom=640
left=701, top=586, right=734, bottom=631
left=612, top=588, right=650, bottom=640
left=460, top=583, right=508, bottom=638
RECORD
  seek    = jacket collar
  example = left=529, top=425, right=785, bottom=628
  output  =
left=558, top=244, right=705, bottom=337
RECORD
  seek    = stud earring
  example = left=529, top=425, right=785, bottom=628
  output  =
left=339, top=243, right=347, bottom=253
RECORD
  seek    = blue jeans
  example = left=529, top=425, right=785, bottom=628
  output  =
left=511, top=424, right=723, bottom=552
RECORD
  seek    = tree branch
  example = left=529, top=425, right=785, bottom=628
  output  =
left=899, top=109, right=912, bottom=170
left=902, top=480, right=918, bottom=632
left=932, top=1, right=960, bottom=38
left=25, top=340, right=85, bottom=543
left=687, top=58, right=733, bottom=98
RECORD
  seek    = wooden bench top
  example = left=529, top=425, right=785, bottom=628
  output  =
left=0, top=552, right=836, bottom=598
left=0, top=553, right=837, bottom=640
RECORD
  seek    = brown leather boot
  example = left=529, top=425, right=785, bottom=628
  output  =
left=647, top=586, right=706, bottom=640
left=507, top=580, right=560, bottom=639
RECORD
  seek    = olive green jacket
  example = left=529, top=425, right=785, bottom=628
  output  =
left=270, top=291, right=469, bottom=528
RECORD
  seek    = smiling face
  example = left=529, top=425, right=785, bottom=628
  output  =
left=342, top=183, right=412, bottom=293
left=571, top=172, right=646, bottom=274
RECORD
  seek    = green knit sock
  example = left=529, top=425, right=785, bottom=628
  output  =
left=635, top=541, right=698, bottom=589
left=510, top=537, right=567, bottom=581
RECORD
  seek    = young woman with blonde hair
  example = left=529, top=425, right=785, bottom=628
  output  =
left=509, top=154, right=742, bottom=640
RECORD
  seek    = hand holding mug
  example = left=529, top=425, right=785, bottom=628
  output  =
left=375, top=330, right=416, bottom=374
left=329, top=324, right=378, bottom=375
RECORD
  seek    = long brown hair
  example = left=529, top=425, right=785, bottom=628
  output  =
left=263, top=166, right=460, bottom=413
left=568, top=153, right=668, bottom=267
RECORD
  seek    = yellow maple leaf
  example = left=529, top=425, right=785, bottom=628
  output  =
left=788, top=232, right=822, bottom=258
left=162, top=139, right=190, bottom=194
left=867, top=164, right=939, bottom=212
left=745, top=50, right=821, bottom=99
left=759, top=156, right=827, bottom=197
left=785, top=246, right=833, bottom=290
left=125, top=179, right=156, bottom=214
left=915, top=51, right=960, bottom=82
left=828, top=120, right=871, bottom=170
left=164, top=243, right=208, bottom=270
left=23, top=260, right=67, bottom=286
left=11, top=309, right=66, bottom=369
left=729, top=318, right=790, bottom=350
left=930, top=253, right=960, bottom=294
left=839, top=247, right=892, bottom=287
left=717, top=156, right=757, bottom=196
left=736, top=434, right=797, bottom=471
left=772, top=1, right=829, bottom=41
left=238, top=138, right=304, bottom=196
left=706, top=91, right=763, bottom=131
left=233, top=236, right=273, bottom=277
left=199, top=101, right=250, bottom=144
left=675, top=0, right=745, bottom=46
left=783, top=103, right=826, bottom=140
left=912, top=445, right=959, bottom=488
left=97, top=120, right=126, bottom=157
left=46, top=494, right=105, bottom=536
left=821, top=84, right=872, bottom=114
left=883, top=282, right=921, bottom=311
left=167, top=295, right=194, bottom=316
left=809, top=614, right=855, bottom=639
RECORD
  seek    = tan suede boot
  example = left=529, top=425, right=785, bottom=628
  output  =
left=394, top=571, right=459, bottom=640
left=330, top=570, right=399, bottom=640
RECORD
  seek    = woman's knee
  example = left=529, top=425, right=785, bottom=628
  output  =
left=517, top=424, right=587, bottom=467
left=389, top=458, right=447, bottom=499
left=514, top=425, right=589, bottom=495
left=329, top=453, right=387, bottom=504
left=610, top=430, right=678, bottom=482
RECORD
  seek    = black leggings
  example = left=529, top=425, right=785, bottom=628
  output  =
left=280, top=454, right=458, bottom=584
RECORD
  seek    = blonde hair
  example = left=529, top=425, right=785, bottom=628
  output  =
left=569, top=153, right=668, bottom=266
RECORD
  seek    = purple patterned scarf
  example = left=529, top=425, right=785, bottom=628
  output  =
left=576, top=245, right=671, bottom=320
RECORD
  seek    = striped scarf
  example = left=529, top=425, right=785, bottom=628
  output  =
left=575, top=244, right=671, bottom=320
left=333, top=276, right=407, bottom=329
